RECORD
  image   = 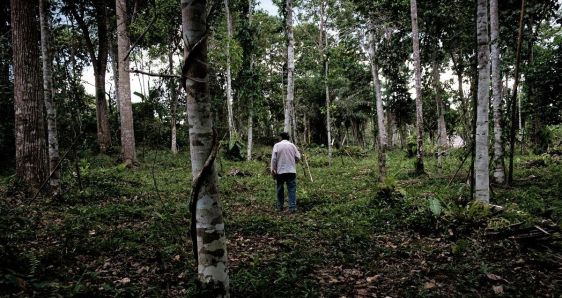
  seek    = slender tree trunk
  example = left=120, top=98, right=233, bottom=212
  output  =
left=410, top=0, right=424, bottom=174
left=368, top=27, right=386, bottom=181
left=11, top=0, right=48, bottom=190
left=474, top=0, right=491, bottom=203
left=116, top=0, right=136, bottom=166
left=169, top=45, right=178, bottom=154
left=40, top=0, right=60, bottom=195
left=508, top=0, right=526, bottom=185
left=70, top=1, right=111, bottom=153
left=432, top=59, right=448, bottom=174
left=284, top=0, right=295, bottom=140
left=109, top=39, right=120, bottom=122
left=490, top=0, right=505, bottom=184
left=181, top=0, right=229, bottom=294
left=320, top=1, right=332, bottom=164
left=246, top=0, right=254, bottom=160
left=224, top=0, right=236, bottom=142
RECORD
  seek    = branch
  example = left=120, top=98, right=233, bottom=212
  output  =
left=29, top=132, right=85, bottom=202
left=124, top=14, right=157, bottom=62
left=128, top=69, right=181, bottom=79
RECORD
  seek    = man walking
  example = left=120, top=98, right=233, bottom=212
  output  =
left=271, top=132, right=301, bottom=212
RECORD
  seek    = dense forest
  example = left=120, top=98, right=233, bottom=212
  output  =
left=1, top=0, right=561, bottom=296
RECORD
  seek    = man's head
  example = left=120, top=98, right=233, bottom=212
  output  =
left=279, top=131, right=290, bottom=141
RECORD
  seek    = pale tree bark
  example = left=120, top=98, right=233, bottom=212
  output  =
left=508, top=0, right=525, bottom=185
left=246, top=0, right=254, bottom=160
left=432, top=59, right=448, bottom=175
left=320, top=1, right=332, bottom=164
left=474, top=0, right=491, bottom=203
left=12, top=0, right=48, bottom=190
left=410, top=0, right=424, bottom=175
left=116, top=0, right=136, bottom=166
left=368, top=26, right=386, bottom=181
left=224, top=0, right=236, bottom=142
left=490, top=0, right=505, bottom=184
left=284, top=0, right=295, bottom=140
left=181, top=0, right=229, bottom=295
left=40, top=0, right=60, bottom=195
left=169, top=44, right=178, bottom=154
left=69, top=0, right=111, bottom=153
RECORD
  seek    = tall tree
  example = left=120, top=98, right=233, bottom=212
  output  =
left=490, top=0, right=505, bottom=184
left=410, top=0, right=424, bottom=174
left=115, top=0, right=136, bottom=166
left=432, top=58, right=448, bottom=175
left=40, top=0, right=60, bottom=195
left=319, top=0, right=332, bottom=164
left=169, top=43, right=179, bottom=154
left=474, top=0, right=491, bottom=203
left=181, top=0, right=229, bottom=294
left=245, top=0, right=255, bottom=161
left=67, top=0, right=112, bottom=153
left=284, top=0, right=295, bottom=139
left=224, top=0, right=236, bottom=142
left=11, top=0, right=48, bottom=189
left=367, top=24, right=386, bottom=181
left=508, top=0, right=526, bottom=185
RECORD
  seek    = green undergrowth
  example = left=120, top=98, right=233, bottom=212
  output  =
left=1, top=146, right=561, bottom=296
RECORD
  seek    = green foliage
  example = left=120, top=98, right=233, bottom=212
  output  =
left=1, top=146, right=561, bottom=296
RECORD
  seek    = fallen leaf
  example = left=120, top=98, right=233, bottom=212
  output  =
left=116, top=277, right=130, bottom=284
left=425, top=281, right=437, bottom=289
left=487, top=273, right=503, bottom=281
left=366, top=275, right=381, bottom=283
left=493, top=285, right=503, bottom=294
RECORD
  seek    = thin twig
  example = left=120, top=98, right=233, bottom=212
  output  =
left=447, top=144, right=473, bottom=187
left=124, top=14, right=157, bottom=61
left=129, top=69, right=181, bottom=79
left=29, top=132, right=85, bottom=202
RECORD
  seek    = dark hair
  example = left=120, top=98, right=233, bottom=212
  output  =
left=279, top=132, right=290, bottom=140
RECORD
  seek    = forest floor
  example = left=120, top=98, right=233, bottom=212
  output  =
left=1, top=145, right=561, bottom=297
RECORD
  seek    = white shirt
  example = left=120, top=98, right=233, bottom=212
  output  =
left=271, top=140, right=301, bottom=174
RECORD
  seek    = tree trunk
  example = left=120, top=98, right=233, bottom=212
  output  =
left=169, top=45, right=178, bottom=154
left=181, top=0, right=229, bottom=295
left=116, top=0, right=136, bottom=166
left=109, top=39, right=120, bottom=122
left=410, top=0, right=424, bottom=175
left=508, top=0, right=525, bottom=185
left=489, top=0, right=505, bottom=184
left=284, top=0, right=295, bottom=141
left=474, top=0, right=491, bottom=203
left=224, top=0, right=236, bottom=142
left=320, top=1, right=332, bottom=164
left=69, top=0, right=111, bottom=153
left=368, top=27, right=386, bottom=181
left=11, top=0, right=48, bottom=190
left=432, top=59, right=448, bottom=175
left=40, top=0, right=60, bottom=195
left=246, top=0, right=254, bottom=161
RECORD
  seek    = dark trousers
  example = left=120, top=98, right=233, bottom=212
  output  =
left=276, top=173, right=297, bottom=211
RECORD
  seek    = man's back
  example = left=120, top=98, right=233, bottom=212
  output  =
left=271, top=140, right=301, bottom=174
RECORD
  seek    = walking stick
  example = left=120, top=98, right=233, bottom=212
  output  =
left=301, top=150, right=314, bottom=183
